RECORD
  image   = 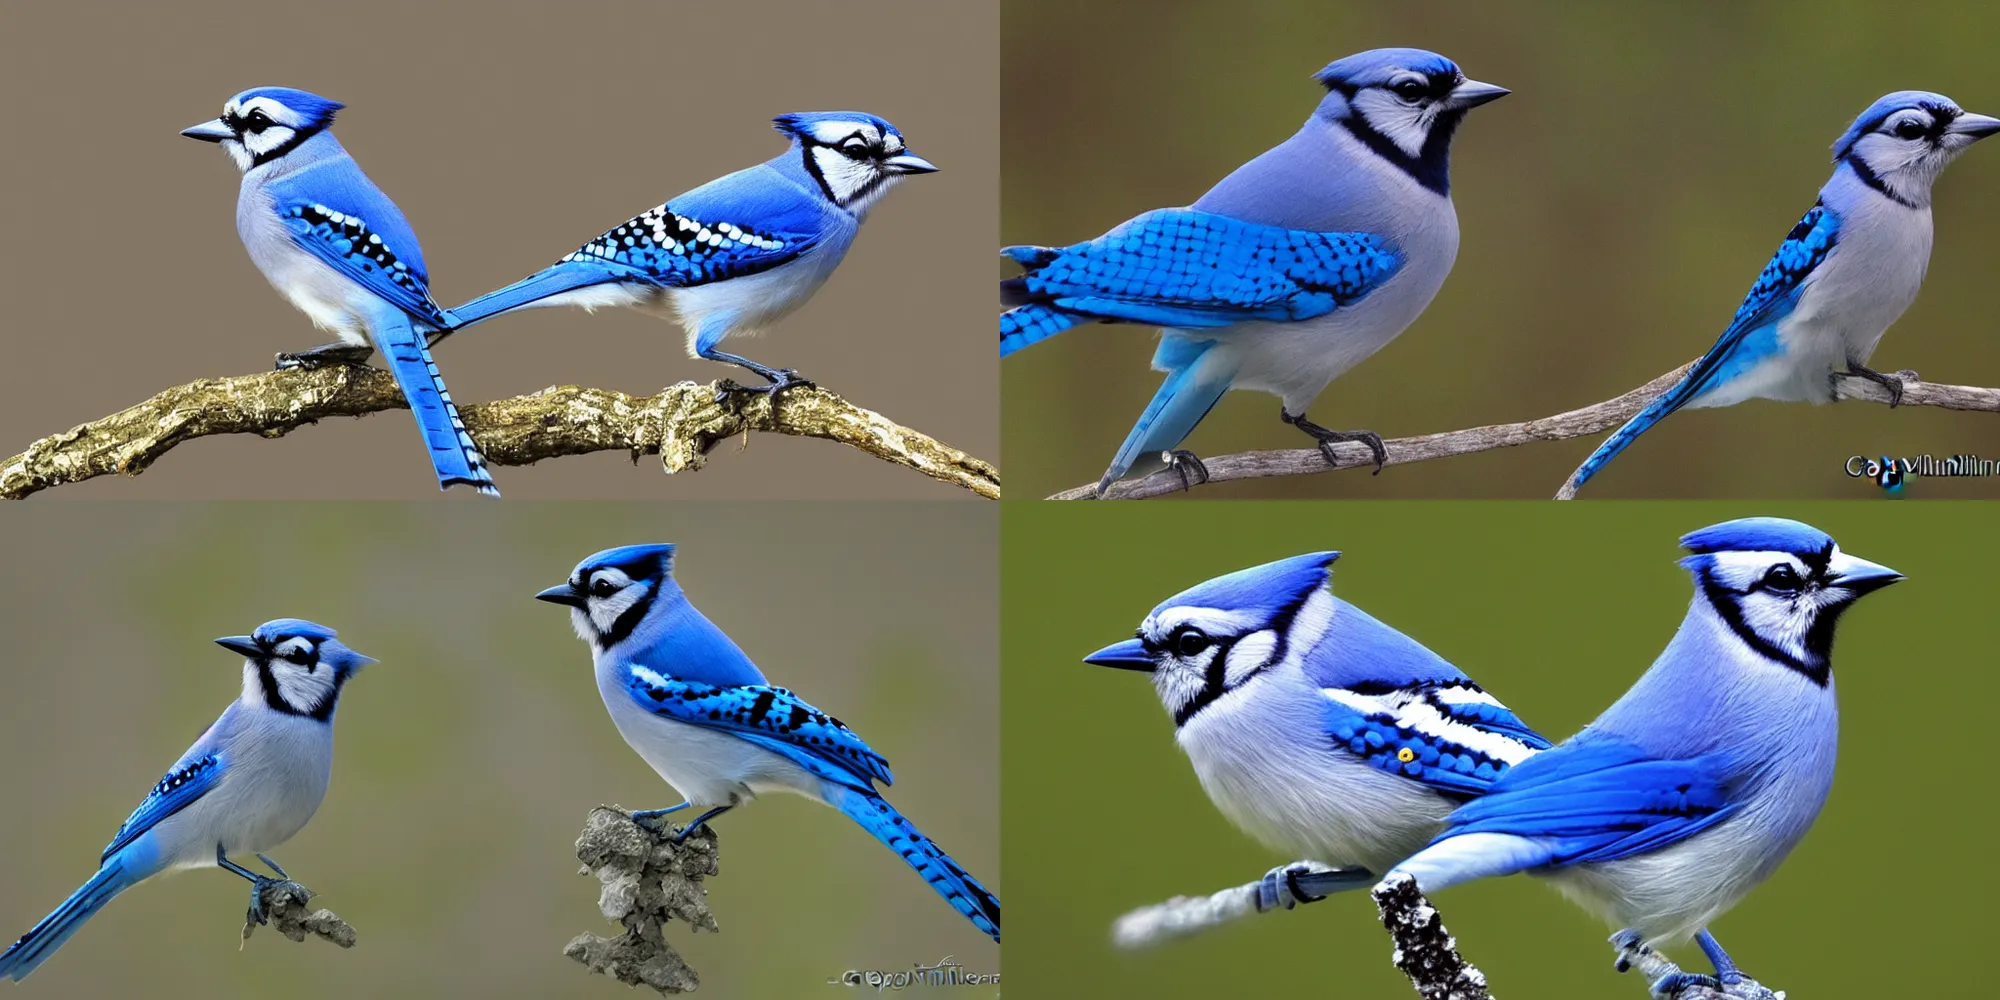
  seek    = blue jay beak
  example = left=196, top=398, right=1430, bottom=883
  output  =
left=214, top=635, right=263, bottom=657
left=1446, top=79, right=1510, bottom=110
left=883, top=152, right=939, bottom=175
left=180, top=118, right=235, bottom=143
left=1948, top=113, right=2000, bottom=140
left=535, top=584, right=586, bottom=609
left=1084, top=637, right=1156, bottom=672
left=1828, top=554, right=1903, bottom=595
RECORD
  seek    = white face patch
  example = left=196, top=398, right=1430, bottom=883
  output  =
left=583, top=568, right=646, bottom=640
left=1222, top=630, right=1277, bottom=688
left=1702, top=547, right=1853, bottom=669
left=239, top=636, right=337, bottom=715
left=1850, top=109, right=1964, bottom=203
left=1348, top=86, right=1436, bottom=158
left=809, top=145, right=892, bottom=209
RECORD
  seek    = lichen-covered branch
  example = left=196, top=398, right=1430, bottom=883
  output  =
left=1051, top=362, right=2000, bottom=500
left=240, top=878, right=356, bottom=950
left=0, top=366, right=1000, bottom=499
left=566, top=806, right=719, bottom=996
left=1372, top=873, right=1493, bottom=1000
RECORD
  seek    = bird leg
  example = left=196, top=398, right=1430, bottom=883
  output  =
left=1280, top=408, right=1387, bottom=474
left=699, top=348, right=814, bottom=401
left=672, top=804, right=734, bottom=844
left=275, top=341, right=375, bottom=372
left=1611, top=928, right=1780, bottom=1000
left=216, top=845, right=309, bottom=928
left=1254, top=861, right=1371, bottom=912
left=1166, top=450, right=1210, bottom=491
left=630, top=801, right=692, bottom=833
left=1840, top=364, right=1914, bottom=407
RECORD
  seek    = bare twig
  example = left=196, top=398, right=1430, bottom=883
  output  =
left=0, top=366, right=1000, bottom=499
left=240, top=878, right=356, bottom=950
left=1371, top=873, right=1493, bottom=1000
left=1110, top=861, right=1356, bottom=949
left=566, top=806, right=719, bottom=996
left=1052, top=362, right=2000, bottom=500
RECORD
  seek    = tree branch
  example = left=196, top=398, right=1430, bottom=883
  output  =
left=1371, top=873, right=1494, bottom=1000
left=1051, top=362, right=2000, bottom=500
left=240, top=878, right=357, bottom=950
left=566, top=806, right=719, bottom=996
left=0, top=366, right=1000, bottom=499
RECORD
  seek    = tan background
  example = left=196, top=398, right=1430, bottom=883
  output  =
left=0, top=502, right=998, bottom=997
left=0, top=0, right=998, bottom=499
left=1003, top=0, right=2000, bottom=498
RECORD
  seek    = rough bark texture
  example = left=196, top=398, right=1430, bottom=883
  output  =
left=0, top=366, right=1000, bottom=499
left=240, top=878, right=356, bottom=950
left=1371, top=874, right=1494, bottom=1000
left=565, top=806, right=719, bottom=996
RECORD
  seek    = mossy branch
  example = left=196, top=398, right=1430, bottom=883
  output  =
left=1051, top=361, right=2000, bottom=500
left=567, top=806, right=719, bottom=996
left=0, top=366, right=1000, bottom=499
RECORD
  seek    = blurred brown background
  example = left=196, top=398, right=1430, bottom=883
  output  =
left=0, top=0, right=997, bottom=499
left=0, top=502, right=998, bottom=997
left=1003, top=0, right=2000, bottom=498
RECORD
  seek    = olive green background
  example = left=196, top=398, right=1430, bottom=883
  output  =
left=0, top=502, right=997, bottom=998
left=1002, top=0, right=2000, bottom=498
left=1002, top=501, right=1989, bottom=997
left=0, top=0, right=997, bottom=499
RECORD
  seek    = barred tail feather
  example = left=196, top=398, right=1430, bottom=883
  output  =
left=0, top=863, right=135, bottom=982
left=371, top=315, right=499, bottom=496
left=831, top=787, right=1000, bottom=943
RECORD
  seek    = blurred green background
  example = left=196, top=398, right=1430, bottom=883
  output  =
left=1002, top=0, right=2000, bottom=498
left=1002, top=501, right=1991, bottom=997
left=0, top=503, right=996, bottom=998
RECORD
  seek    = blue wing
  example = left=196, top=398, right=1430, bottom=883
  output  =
left=449, top=166, right=838, bottom=327
left=1322, top=681, right=1552, bottom=799
left=998, top=208, right=1402, bottom=356
left=1433, top=734, right=1737, bottom=866
left=100, top=751, right=224, bottom=862
left=265, top=163, right=452, bottom=328
left=1566, top=203, right=1839, bottom=490
left=619, top=664, right=893, bottom=791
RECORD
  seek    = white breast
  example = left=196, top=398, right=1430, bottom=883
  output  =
left=147, top=712, right=334, bottom=872
left=236, top=174, right=381, bottom=347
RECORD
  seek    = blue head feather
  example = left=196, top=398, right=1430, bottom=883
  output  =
left=1315, top=48, right=1461, bottom=91
left=773, top=111, right=904, bottom=143
left=1833, top=90, right=1961, bottom=159
left=1679, top=517, right=1836, bottom=558
left=1150, top=551, right=1341, bottom=621
left=571, top=543, right=677, bottom=583
left=229, top=87, right=345, bottom=129
left=252, top=618, right=341, bottom=644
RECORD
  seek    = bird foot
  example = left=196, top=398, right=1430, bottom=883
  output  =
left=275, top=343, right=375, bottom=372
left=245, top=875, right=312, bottom=928
left=1280, top=410, right=1387, bottom=474
left=1254, top=861, right=1362, bottom=912
left=1611, top=932, right=1780, bottom=1000
left=1841, top=365, right=1916, bottom=408
left=1165, top=449, right=1210, bottom=491
left=713, top=370, right=814, bottom=403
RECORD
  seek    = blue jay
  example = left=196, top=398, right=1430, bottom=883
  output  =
left=1567, top=93, right=2000, bottom=492
left=1000, top=49, right=1507, bottom=495
left=181, top=87, right=497, bottom=496
left=1389, top=518, right=1901, bottom=996
left=534, top=544, right=999, bottom=942
left=1083, top=552, right=1550, bottom=911
left=444, top=114, right=937, bottom=396
left=0, top=620, right=375, bottom=981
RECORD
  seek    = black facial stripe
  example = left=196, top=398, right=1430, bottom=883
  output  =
left=1841, top=154, right=1919, bottom=208
left=1341, top=107, right=1464, bottom=196
left=799, top=144, right=839, bottom=203
left=246, top=122, right=325, bottom=168
left=1173, top=634, right=1242, bottom=727
left=602, top=586, right=657, bottom=648
left=1172, top=580, right=1324, bottom=727
left=1699, top=574, right=1832, bottom=686
left=255, top=657, right=344, bottom=721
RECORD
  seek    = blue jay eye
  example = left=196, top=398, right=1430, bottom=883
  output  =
left=1893, top=119, right=1927, bottom=140
left=1761, top=565, right=1803, bottom=594
left=244, top=110, right=274, bottom=133
left=591, top=578, right=618, bottom=598
left=1392, top=79, right=1428, bottom=101
left=282, top=648, right=313, bottom=666
left=1171, top=627, right=1212, bottom=657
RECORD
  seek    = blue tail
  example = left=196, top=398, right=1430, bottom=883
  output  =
left=1000, top=303, right=1082, bottom=357
left=0, top=862, right=135, bottom=981
left=446, top=264, right=616, bottom=330
left=830, top=787, right=1000, bottom=943
left=370, top=312, right=499, bottom=496
left=1566, top=369, right=1710, bottom=493
left=1100, top=338, right=1234, bottom=494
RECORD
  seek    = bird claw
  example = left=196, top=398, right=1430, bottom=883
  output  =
left=246, top=876, right=312, bottom=927
left=1650, top=972, right=1723, bottom=998
left=1280, top=411, right=1388, bottom=474
left=1841, top=365, right=1912, bottom=407
left=274, top=343, right=374, bottom=373
left=1253, top=861, right=1357, bottom=912
left=1611, top=931, right=1780, bottom=1000
left=1165, top=450, right=1209, bottom=491
left=713, top=371, right=815, bottom=404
